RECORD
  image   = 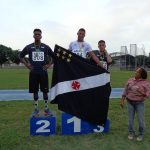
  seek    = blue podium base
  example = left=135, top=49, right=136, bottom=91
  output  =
left=30, top=111, right=56, bottom=136
left=61, top=112, right=110, bottom=135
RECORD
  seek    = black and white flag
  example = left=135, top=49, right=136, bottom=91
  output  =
left=50, top=45, right=111, bottom=125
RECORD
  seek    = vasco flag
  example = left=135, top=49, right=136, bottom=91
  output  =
left=50, top=45, right=111, bottom=125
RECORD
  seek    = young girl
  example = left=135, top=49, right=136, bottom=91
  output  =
left=120, top=67, right=150, bottom=141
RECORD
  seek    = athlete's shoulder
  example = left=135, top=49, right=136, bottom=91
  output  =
left=83, top=41, right=91, bottom=46
left=41, top=43, right=51, bottom=48
left=83, top=42, right=92, bottom=51
left=69, top=41, right=77, bottom=50
left=41, top=43, right=47, bottom=46
left=41, top=43, right=53, bottom=52
left=22, top=43, right=34, bottom=51
left=70, top=41, right=77, bottom=45
left=25, top=43, right=34, bottom=48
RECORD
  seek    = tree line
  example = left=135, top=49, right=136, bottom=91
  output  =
left=0, top=44, right=150, bottom=68
left=0, top=44, right=20, bottom=67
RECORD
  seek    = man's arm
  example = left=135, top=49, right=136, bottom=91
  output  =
left=20, top=58, right=32, bottom=70
left=43, top=45, right=54, bottom=70
left=105, top=50, right=112, bottom=64
left=88, top=51, right=103, bottom=67
left=43, top=56, right=53, bottom=70
left=68, top=42, right=72, bottom=51
left=19, top=46, right=32, bottom=70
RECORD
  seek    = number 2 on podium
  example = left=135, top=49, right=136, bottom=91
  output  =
left=36, top=120, right=50, bottom=133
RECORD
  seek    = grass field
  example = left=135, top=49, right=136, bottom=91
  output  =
left=0, top=68, right=53, bottom=89
left=0, top=68, right=150, bottom=89
left=0, top=100, right=150, bottom=150
left=0, top=68, right=150, bottom=150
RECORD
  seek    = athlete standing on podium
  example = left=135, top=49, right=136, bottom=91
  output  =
left=20, top=28, right=54, bottom=116
left=69, top=28, right=101, bottom=65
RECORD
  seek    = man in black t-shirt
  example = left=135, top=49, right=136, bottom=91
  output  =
left=20, top=28, right=54, bottom=117
left=97, top=40, right=112, bottom=70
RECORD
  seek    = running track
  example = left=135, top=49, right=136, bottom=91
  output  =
left=0, top=88, right=124, bottom=101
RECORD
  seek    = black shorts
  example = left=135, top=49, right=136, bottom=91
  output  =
left=29, top=70, right=49, bottom=93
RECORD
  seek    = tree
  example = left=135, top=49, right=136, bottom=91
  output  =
left=0, top=45, right=13, bottom=67
left=10, top=50, right=21, bottom=64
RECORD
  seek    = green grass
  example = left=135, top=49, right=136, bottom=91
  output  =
left=1, top=68, right=150, bottom=149
left=0, top=68, right=150, bottom=89
left=110, top=70, right=150, bottom=88
left=0, top=68, right=53, bottom=89
left=0, top=68, right=29, bottom=89
left=110, top=70, right=133, bottom=87
left=0, top=100, right=150, bottom=150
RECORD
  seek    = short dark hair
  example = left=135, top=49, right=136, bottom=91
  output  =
left=78, top=28, right=86, bottom=33
left=139, top=67, right=147, bottom=79
left=98, top=40, right=105, bottom=45
left=33, top=28, right=42, bottom=33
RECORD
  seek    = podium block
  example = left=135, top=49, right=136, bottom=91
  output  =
left=61, top=112, right=110, bottom=135
left=90, top=119, right=110, bottom=133
left=30, top=113, right=56, bottom=136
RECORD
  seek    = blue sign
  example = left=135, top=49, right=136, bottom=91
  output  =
left=61, top=112, right=110, bottom=135
left=30, top=116, right=56, bottom=136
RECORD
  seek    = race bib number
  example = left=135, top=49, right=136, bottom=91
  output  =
left=32, top=52, right=44, bottom=61
left=73, top=49, right=83, bottom=57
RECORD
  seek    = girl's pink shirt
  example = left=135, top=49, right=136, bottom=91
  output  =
left=122, top=78, right=150, bottom=101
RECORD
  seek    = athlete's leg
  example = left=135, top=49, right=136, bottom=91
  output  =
left=43, top=92, right=48, bottom=110
left=40, top=70, right=52, bottom=116
left=30, top=71, right=40, bottom=116
left=33, top=92, right=39, bottom=109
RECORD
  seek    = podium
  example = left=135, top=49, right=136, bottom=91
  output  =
left=30, top=111, right=110, bottom=136
left=30, top=111, right=56, bottom=136
left=61, top=112, right=110, bottom=135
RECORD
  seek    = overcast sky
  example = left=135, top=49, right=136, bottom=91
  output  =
left=0, top=0, right=150, bottom=55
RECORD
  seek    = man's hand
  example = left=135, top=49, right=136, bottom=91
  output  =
left=104, top=50, right=108, bottom=55
left=104, top=50, right=112, bottom=64
left=97, top=62, right=103, bottom=68
left=25, top=63, right=33, bottom=70
left=20, top=58, right=33, bottom=70
left=43, top=64, right=50, bottom=70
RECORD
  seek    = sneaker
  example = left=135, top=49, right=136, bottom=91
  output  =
left=136, top=135, right=143, bottom=141
left=31, top=108, right=39, bottom=117
left=128, top=134, right=134, bottom=140
left=44, top=108, right=53, bottom=116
